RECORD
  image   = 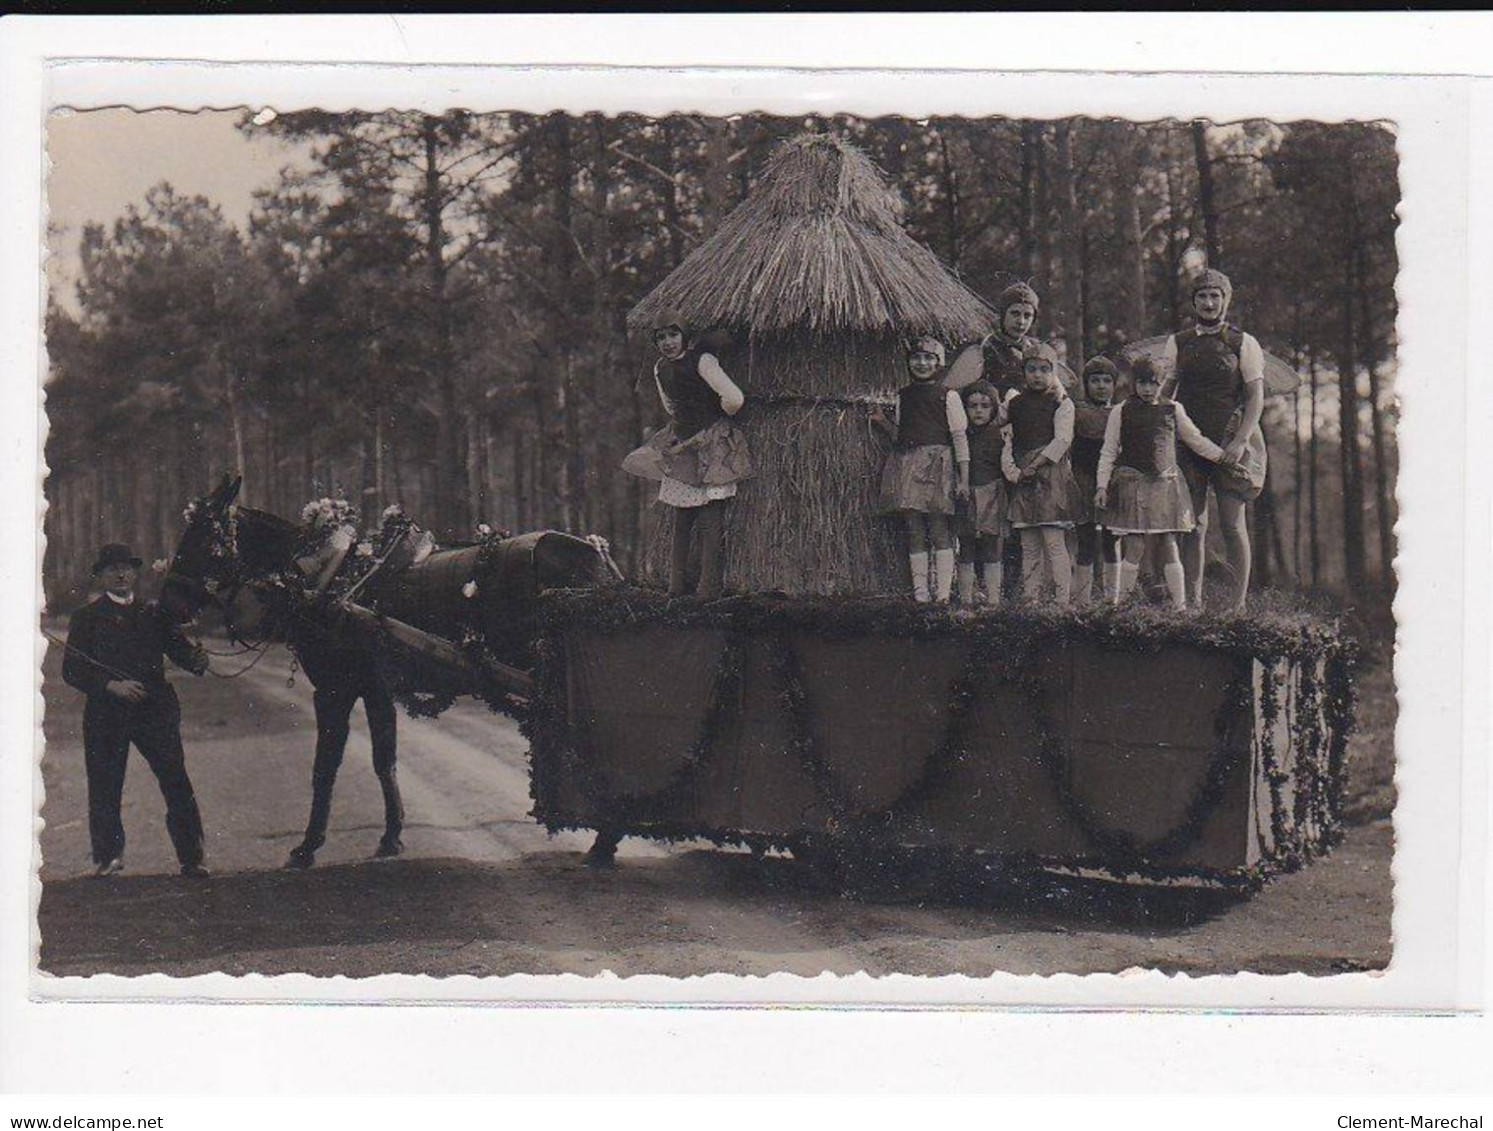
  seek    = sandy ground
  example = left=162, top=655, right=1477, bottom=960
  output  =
left=33, top=634, right=1394, bottom=978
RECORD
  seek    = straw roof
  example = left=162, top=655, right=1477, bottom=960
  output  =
left=629, top=133, right=995, bottom=342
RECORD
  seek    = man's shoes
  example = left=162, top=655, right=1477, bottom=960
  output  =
left=93, top=857, right=123, bottom=878
left=179, top=863, right=211, bottom=879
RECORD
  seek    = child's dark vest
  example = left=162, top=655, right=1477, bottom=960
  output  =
left=967, top=422, right=1004, bottom=487
left=981, top=334, right=1032, bottom=397
left=1117, top=399, right=1179, bottom=476
left=657, top=346, right=725, bottom=439
left=1070, top=401, right=1113, bottom=480
left=895, top=381, right=951, bottom=449
left=1173, top=325, right=1245, bottom=445
left=1007, top=389, right=1062, bottom=461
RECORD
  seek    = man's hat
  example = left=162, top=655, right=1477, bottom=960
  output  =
left=998, top=282, right=1040, bottom=315
left=92, top=543, right=142, bottom=574
left=1191, top=267, right=1233, bottom=303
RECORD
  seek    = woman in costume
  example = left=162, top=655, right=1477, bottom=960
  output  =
left=1001, top=342, right=1080, bottom=607
left=874, top=337, right=970, bottom=603
left=1095, top=357, right=1232, bottom=610
left=623, top=310, right=752, bottom=600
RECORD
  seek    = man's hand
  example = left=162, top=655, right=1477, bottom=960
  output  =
left=189, top=651, right=209, bottom=677
left=1095, top=487, right=1108, bottom=509
left=1223, top=438, right=1249, bottom=466
left=106, top=679, right=147, bottom=703
left=955, top=480, right=971, bottom=503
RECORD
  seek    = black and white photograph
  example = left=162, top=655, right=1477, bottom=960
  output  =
left=32, top=99, right=1401, bottom=983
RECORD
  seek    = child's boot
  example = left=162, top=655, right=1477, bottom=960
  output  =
left=1101, top=561, right=1120, bottom=603
left=982, top=563, right=1003, bottom=606
left=1072, top=563, right=1094, bottom=607
left=909, top=551, right=931, bottom=603
left=933, top=549, right=956, bottom=604
left=957, top=562, right=978, bottom=606
left=1163, top=562, right=1188, bottom=611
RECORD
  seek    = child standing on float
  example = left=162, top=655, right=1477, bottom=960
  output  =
left=1095, top=357, right=1232, bottom=610
left=1069, top=357, right=1121, bottom=606
left=1001, top=342, right=1080, bottom=607
left=874, top=337, right=971, bottom=603
left=626, top=310, right=752, bottom=600
left=955, top=379, right=1006, bottom=606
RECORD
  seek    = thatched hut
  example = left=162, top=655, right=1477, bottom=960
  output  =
left=629, top=133, right=995, bottom=596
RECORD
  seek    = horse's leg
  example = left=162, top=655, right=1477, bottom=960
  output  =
left=365, top=678, right=403, bottom=858
left=285, top=682, right=354, bottom=870
left=583, top=827, right=623, bottom=868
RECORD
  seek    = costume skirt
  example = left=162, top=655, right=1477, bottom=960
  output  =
left=880, top=444, right=956, bottom=516
left=1006, top=460, right=1080, bottom=529
left=622, top=418, right=754, bottom=490
left=1101, top=466, right=1196, bottom=534
left=658, top=477, right=737, bottom=509
left=969, top=480, right=1007, bottom=536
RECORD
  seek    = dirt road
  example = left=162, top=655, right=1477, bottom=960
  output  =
left=35, top=638, right=1393, bottom=978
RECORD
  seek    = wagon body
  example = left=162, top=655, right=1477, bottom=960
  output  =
left=528, top=595, right=1351, bottom=887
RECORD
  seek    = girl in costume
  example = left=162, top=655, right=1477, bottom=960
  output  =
left=1001, top=342, right=1079, bottom=607
left=623, top=311, right=752, bottom=600
left=1069, top=356, right=1121, bottom=606
left=874, top=337, right=970, bottom=603
left=1095, top=356, right=1232, bottom=610
left=955, top=379, right=1006, bottom=606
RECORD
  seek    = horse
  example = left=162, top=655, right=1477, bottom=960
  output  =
left=160, top=475, right=618, bottom=869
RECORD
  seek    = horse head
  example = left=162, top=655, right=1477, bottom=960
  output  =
left=160, top=474, right=242, bottom=624
left=161, top=474, right=302, bottom=642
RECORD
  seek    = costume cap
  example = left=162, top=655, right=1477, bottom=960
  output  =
left=1191, top=268, right=1233, bottom=303
left=92, top=543, right=142, bottom=574
left=998, top=282, right=1040, bottom=315
left=650, top=308, right=689, bottom=337
left=909, top=336, right=947, bottom=369
left=1021, top=340, right=1058, bottom=368
left=961, top=378, right=999, bottom=404
left=1083, top=356, right=1119, bottom=381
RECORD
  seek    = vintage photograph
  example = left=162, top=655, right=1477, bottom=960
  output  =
left=36, top=105, right=1398, bottom=981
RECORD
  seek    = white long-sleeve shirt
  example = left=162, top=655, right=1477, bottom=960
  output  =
left=698, top=352, right=745, bottom=415
left=1095, top=400, right=1225, bottom=491
left=1000, top=390, right=1074, bottom=484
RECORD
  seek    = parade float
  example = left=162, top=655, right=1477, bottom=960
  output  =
left=523, top=134, right=1357, bottom=891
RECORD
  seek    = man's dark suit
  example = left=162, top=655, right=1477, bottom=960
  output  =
left=60, top=595, right=208, bottom=867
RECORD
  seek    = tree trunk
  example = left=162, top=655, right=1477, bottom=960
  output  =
left=1052, top=122, right=1084, bottom=370
left=701, top=114, right=732, bottom=236
left=549, top=113, right=584, bottom=534
left=1112, top=123, right=1148, bottom=341
left=421, top=115, right=458, bottom=539
left=1035, top=129, right=1052, bottom=304
left=1019, top=121, right=1040, bottom=281
left=936, top=126, right=963, bottom=270
left=1356, top=244, right=1395, bottom=591
left=1191, top=120, right=1222, bottom=269
left=1164, top=140, right=1187, bottom=332
left=1335, top=243, right=1367, bottom=596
